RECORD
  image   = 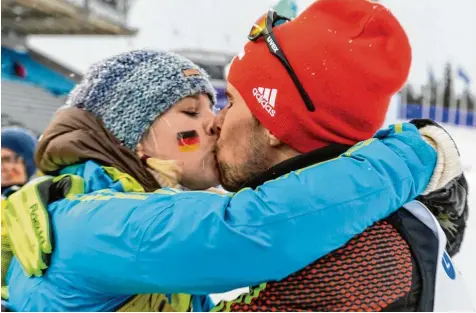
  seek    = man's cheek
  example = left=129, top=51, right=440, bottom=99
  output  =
left=222, top=116, right=243, bottom=137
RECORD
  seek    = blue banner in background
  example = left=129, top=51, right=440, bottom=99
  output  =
left=401, top=103, right=475, bottom=127
left=215, top=86, right=228, bottom=110
left=1, top=46, right=75, bottom=96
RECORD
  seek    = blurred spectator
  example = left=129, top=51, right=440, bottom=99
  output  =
left=1, top=127, right=38, bottom=196
left=1, top=127, right=38, bottom=311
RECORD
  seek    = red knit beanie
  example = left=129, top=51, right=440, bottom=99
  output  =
left=228, top=0, right=411, bottom=153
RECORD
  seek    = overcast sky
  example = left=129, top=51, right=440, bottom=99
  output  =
left=29, top=0, right=476, bottom=92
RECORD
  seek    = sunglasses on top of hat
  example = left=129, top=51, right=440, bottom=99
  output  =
left=248, top=9, right=315, bottom=112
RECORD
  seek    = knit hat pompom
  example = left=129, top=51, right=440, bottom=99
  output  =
left=66, top=50, right=217, bottom=151
left=1, top=127, right=38, bottom=179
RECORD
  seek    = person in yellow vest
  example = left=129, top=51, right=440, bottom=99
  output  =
left=3, top=50, right=439, bottom=311
left=1, top=127, right=38, bottom=304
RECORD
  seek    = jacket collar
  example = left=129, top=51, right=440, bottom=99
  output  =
left=36, top=107, right=160, bottom=192
left=61, top=160, right=145, bottom=194
left=241, top=144, right=352, bottom=190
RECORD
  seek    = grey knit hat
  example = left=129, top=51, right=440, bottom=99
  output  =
left=66, top=50, right=217, bottom=151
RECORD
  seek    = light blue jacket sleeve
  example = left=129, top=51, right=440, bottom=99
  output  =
left=45, top=123, right=436, bottom=295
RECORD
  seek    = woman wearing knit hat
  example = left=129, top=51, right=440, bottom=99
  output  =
left=3, top=48, right=441, bottom=312
left=1, top=127, right=38, bottom=196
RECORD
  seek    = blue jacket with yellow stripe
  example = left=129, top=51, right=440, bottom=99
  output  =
left=6, top=123, right=437, bottom=311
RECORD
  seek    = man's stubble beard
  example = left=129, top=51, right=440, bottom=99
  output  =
left=216, top=133, right=273, bottom=192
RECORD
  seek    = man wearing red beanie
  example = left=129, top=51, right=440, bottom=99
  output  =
left=213, top=0, right=471, bottom=311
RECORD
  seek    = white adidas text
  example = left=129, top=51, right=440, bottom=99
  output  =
left=253, top=87, right=277, bottom=117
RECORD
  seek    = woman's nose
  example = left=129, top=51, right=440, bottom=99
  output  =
left=205, top=116, right=216, bottom=136
left=212, top=109, right=227, bottom=136
left=204, top=109, right=220, bottom=137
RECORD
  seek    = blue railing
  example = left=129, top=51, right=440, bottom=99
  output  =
left=400, top=103, right=476, bottom=127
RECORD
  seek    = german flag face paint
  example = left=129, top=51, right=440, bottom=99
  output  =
left=177, top=130, right=200, bottom=152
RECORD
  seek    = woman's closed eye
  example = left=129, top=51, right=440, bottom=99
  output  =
left=183, top=111, right=200, bottom=117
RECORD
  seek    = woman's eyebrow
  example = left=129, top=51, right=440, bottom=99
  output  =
left=179, top=96, right=199, bottom=108
left=185, top=94, right=213, bottom=109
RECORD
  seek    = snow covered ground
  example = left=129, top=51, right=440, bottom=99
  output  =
left=211, top=123, right=476, bottom=304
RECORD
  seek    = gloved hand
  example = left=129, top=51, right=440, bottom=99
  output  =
left=3, top=175, right=84, bottom=277
left=410, top=119, right=469, bottom=256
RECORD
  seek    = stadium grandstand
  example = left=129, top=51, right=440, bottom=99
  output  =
left=1, top=0, right=137, bottom=135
